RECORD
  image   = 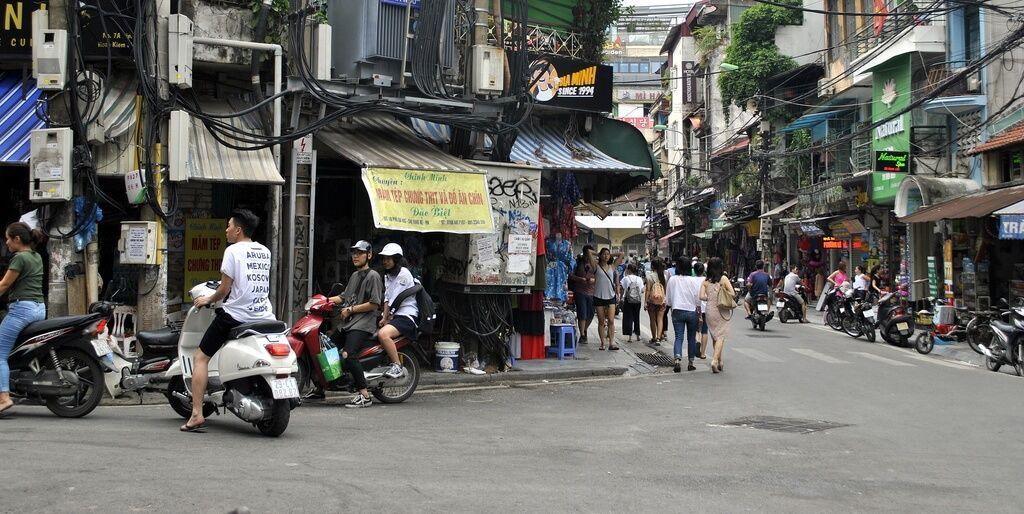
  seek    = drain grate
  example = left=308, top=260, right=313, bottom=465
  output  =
left=635, top=352, right=677, bottom=367
left=719, top=416, right=849, bottom=434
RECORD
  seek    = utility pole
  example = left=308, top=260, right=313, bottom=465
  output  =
left=759, top=118, right=771, bottom=264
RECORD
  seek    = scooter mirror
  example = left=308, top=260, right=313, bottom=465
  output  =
left=328, top=282, right=345, bottom=297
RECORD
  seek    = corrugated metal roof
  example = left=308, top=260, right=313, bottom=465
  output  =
left=0, top=72, right=45, bottom=164
left=317, top=114, right=479, bottom=173
left=509, top=121, right=648, bottom=173
left=409, top=117, right=451, bottom=145
left=93, top=73, right=138, bottom=141
left=995, top=199, right=1024, bottom=215
left=178, top=100, right=284, bottom=184
left=900, top=185, right=1024, bottom=223
left=968, top=120, right=1024, bottom=155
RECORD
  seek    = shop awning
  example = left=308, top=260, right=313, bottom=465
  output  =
left=0, top=72, right=45, bottom=164
left=510, top=121, right=649, bottom=176
left=318, top=114, right=479, bottom=173
left=575, top=215, right=645, bottom=230
left=587, top=116, right=661, bottom=180
left=895, top=175, right=980, bottom=218
left=659, top=228, right=685, bottom=242
left=173, top=101, right=284, bottom=184
left=900, top=185, right=1024, bottom=223
left=966, top=120, right=1024, bottom=155
left=409, top=117, right=451, bottom=145
left=760, top=198, right=798, bottom=218
left=88, top=73, right=139, bottom=143
left=780, top=110, right=850, bottom=133
left=679, top=187, right=716, bottom=208
left=711, top=137, right=748, bottom=159
left=995, top=199, right=1024, bottom=215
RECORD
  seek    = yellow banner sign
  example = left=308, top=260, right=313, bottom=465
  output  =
left=362, top=168, right=495, bottom=233
left=184, top=218, right=227, bottom=293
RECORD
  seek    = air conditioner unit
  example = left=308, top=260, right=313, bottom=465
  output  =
left=29, top=128, right=73, bottom=202
left=817, top=77, right=835, bottom=98
left=328, top=0, right=456, bottom=84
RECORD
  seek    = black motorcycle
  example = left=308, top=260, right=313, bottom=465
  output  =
left=984, top=302, right=1024, bottom=376
left=6, top=310, right=108, bottom=417
left=851, top=292, right=878, bottom=343
left=838, top=289, right=864, bottom=338
left=775, top=284, right=806, bottom=323
left=822, top=287, right=845, bottom=331
left=876, top=292, right=915, bottom=346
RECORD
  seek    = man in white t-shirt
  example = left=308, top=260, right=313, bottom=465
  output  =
left=783, top=264, right=809, bottom=323
left=182, top=209, right=275, bottom=432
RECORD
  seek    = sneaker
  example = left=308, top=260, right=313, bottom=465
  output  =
left=384, top=363, right=405, bottom=379
left=344, top=394, right=372, bottom=408
left=673, top=358, right=682, bottom=373
left=687, top=362, right=697, bottom=371
left=302, top=388, right=326, bottom=401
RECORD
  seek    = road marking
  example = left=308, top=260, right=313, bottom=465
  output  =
left=733, top=347, right=784, bottom=362
left=791, top=348, right=849, bottom=364
left=899, top=352, right=976, bottom=369
left=849, top=351, right=915, bottom=367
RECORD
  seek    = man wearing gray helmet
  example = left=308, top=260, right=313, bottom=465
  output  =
left=378, top=243, right=417, bottom=380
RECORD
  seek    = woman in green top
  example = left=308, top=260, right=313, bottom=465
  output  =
left=0, top=222, right=48, bottom=414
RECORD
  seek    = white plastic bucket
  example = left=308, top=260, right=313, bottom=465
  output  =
left=434, top=342, right=460, bottom=373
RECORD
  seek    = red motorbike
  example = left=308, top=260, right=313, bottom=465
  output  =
left=286, top=292, right=423, bottom=404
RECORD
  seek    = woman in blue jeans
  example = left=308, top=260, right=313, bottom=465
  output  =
left=665, top=257, right=704, bottom=372
left=0, top=222, right=48, bottom=415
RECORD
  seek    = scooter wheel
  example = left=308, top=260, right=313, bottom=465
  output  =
left=779, top=311, right=788, bottom=324
left=256, top=399, right=291, bottom=437
left=165, top=376, right=217, bottom=419
left=985, top=357, right=1002, bottom=372
left=373, top=349, right=420, bottom=404
left=915, top=333, right=933, bottom=354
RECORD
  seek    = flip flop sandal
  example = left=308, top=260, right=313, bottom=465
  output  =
left=608, top=345, right=621, bottom=351
left=180, top=422, right=207, bottom=433
left=598, top=345, right=606, bottom=351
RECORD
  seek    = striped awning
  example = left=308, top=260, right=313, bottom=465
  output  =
left=409, top=117, right=451, bottom=145
left=89, top=73, right=138, bottom=142
left=0, top=72, right=45, bottom=164
left=317, top=114, right=479, bottom=173
left=174, top=100, right=284, bottom=184
left=509, top=121, right=648, bottom=175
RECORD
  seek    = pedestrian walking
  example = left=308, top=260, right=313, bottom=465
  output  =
left=645, top=258, right=668, bottom=344
left=694, top=261, right=711, bottom=359
left=0, top=222, right=49, bottom=416
left=594, top=248, right=621, bottom=351
left=570, top=245, right=597, bottom=345
left=620, top=263, right=644, bottom=343
left=665, top=257, right=702, bottom=372
left=700, top=257, right=735, bottom=373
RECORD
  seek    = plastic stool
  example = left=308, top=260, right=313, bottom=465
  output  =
left=547, top=324, right=577, bottom=360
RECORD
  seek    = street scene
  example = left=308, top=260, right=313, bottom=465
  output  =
left=2, top=0, right=1024, bottom=511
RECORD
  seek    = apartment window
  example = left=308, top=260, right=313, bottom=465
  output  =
left=639, top=62, right=650, bottom=73
left=964, top=4, right=981, bottom=61
left=1000, top=149, right=1024, bottom=184
left=628, top=62, right=640, bottom=73
left=670, top=121, right=680, bottom=150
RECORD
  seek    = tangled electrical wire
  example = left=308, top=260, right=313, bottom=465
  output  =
left=438, top=291, right=514, bottom=366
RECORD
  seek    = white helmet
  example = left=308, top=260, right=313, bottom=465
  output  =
left=379, top=243, right=404, bottom=257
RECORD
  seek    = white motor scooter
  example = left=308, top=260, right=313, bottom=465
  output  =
left=164, top=282, right=300, bottom=437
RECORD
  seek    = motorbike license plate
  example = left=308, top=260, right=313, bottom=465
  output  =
left=90, top=339, right=112, bottom=358
left=897, top=322, right=910, bottom=332
left=865, top=308, right=877, bottom=318
left=776, top=301, right=785, bottom=308
left=271, top=377, right=299, bottom=399
left=757, top=304, right=769, bottom=312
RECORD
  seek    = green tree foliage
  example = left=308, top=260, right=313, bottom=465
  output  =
left=574, top=0, right=631, bottom=61
left=718, top=1, right=801, bottom=113
left=692, top=26, right=720, bottom=65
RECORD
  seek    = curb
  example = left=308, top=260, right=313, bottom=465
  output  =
left=928, top=343, right=985, bottom=367
left=418, top=366, right=631, bottom=388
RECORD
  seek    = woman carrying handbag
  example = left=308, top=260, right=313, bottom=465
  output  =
left=700, top=257, right=736, bottom=373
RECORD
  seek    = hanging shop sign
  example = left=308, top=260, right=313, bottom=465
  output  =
left=680, top=61, right=698, bottom=104
left=875, top=150, right=909, bottom=173
left=616, top=89, right=661, bottom=103
left=999, top=215, right=1024, bottom=240
left=617, top=117, right=654, bottom=129
left=526, top=52, right=613, bottom=112
left=822, top=236, right=849, bottom=250
left=0, top=0, right=135, bottom=60
left=362, top=168, right=494, bottom=234
left=184, top=218, right=228, bottom=294
left=871, top=54, right=912, bottom=205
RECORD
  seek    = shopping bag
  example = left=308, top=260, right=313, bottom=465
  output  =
left=317, top=344, right=343, bottom=382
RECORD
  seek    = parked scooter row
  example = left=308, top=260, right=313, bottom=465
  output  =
left=825, top=285, right=915, bottom=346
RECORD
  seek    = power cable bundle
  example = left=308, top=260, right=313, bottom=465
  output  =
left=439, top=291, right=514, bottom=366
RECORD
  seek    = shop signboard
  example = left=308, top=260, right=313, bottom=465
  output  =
left=617, top=117, right=655, bottom=129
left=362, top=168, right=494, bottom=234
left=871, top=54, right=912, bottom=205
left=680, top=61, right=698, bottom=104
left=0, top=0, right=135, bottom=60
left=999, top=214, right=1024, bottom=240
left=184, top=218, right=227, bottom=294
left=616, top=89, right=661, bottom=103
left=526, top=53, right=614, bottom=113
left=822, top=236, right=849, bottom=250
left=875, top=150, right=909, bottom=173
left=926, top=256, right=940, bottom=298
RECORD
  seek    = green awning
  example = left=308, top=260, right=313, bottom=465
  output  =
left=587, top=116, right=661, bottom=180
left=505, top=0, right=575, bottom=29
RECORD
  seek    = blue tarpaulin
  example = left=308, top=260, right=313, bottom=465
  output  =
left=0, top=72, right=45, bottom=164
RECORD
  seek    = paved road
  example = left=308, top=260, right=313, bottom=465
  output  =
left=2, top=316, right=1023, bottom=513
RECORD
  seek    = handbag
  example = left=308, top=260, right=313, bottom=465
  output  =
left=317, top=338, right=343, bottom=382
left=716, top=278, right=737, bottom=310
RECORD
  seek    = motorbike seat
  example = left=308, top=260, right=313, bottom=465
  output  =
left=229, top=320, right=288, bottom=339
left=18, top=314, right=99, bottom=342
left=991, top=320, right=1015, bottom=334
left=136, top=326, right=179, bottom=349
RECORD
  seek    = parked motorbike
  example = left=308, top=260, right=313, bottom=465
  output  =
left=851, top=293, right=877, bottom=343
left=164, top=282, right=299, bottom=437
left=822, top=286, right=845, bottom=332
left=981, top=301, right=1024, bottom=376
left=913, top=298, right=968, bottom=355
left=287, top=286, right=424, bottom=404
left=775, top=284, right=806, bottom=324
left=876, top=292, right=915, bottom=346
left=99, top=322, right=180, bottom=399
left=837, top=289, right=864, bottom=338
left=4, top=308, right=108, bottom=417
left=965, top=299, right=1011, bottom=355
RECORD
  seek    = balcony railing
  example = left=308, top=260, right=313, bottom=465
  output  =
left=847, top=1, right=945, bottom=64
left=923, top=64, right=979, bottom=97
left=911, top=125, right=949, bottom=158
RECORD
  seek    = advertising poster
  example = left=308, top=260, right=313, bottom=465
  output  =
left=362, top=168, right=494, bottom=234
left=526, top=53, right=613, bottom=112
left=184, top=218, right=227, bottom=293
left=871, top=54, right=912, bottom=204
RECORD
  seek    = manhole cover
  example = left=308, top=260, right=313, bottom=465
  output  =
left=719, top=416, right=849, bottom=434
left=635, top=352, right=677, bottom=367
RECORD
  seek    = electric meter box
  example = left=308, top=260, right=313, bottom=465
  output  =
left=118, top=221, right=159, bottom=265
left=33, top=27, right=67, bottom=90
left=29, top=128, right=73, bottom=202
left=471, top=45, right=505, bottom=95
left=168, top=14, right=194, bottom=89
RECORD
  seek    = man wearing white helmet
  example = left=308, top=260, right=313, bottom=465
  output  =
left=377, top=243, right=416, bottom=379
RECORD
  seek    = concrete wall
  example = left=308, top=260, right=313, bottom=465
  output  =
left=775, top=2, right=826, bottom=66
left=182, top=0, right=260, bottom=65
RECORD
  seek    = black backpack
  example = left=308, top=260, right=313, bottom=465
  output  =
left=390, top=282, right=437, bottom=336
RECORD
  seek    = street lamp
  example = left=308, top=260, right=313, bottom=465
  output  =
left=719, top=62, right=739, bottom=72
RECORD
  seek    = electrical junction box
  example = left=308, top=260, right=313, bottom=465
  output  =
left=29, top=128, right=73, bottom=202
left=169, top=14, right=194, bottom=89
left=168, top=110, right=191, bottom=182
left=118, top=221, right=158, bottom=265
left=33, top=27, right=68, bottom=90
left=312, top=23, right=332, bottom=81
left=471, top=45, right=504, bottom=95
